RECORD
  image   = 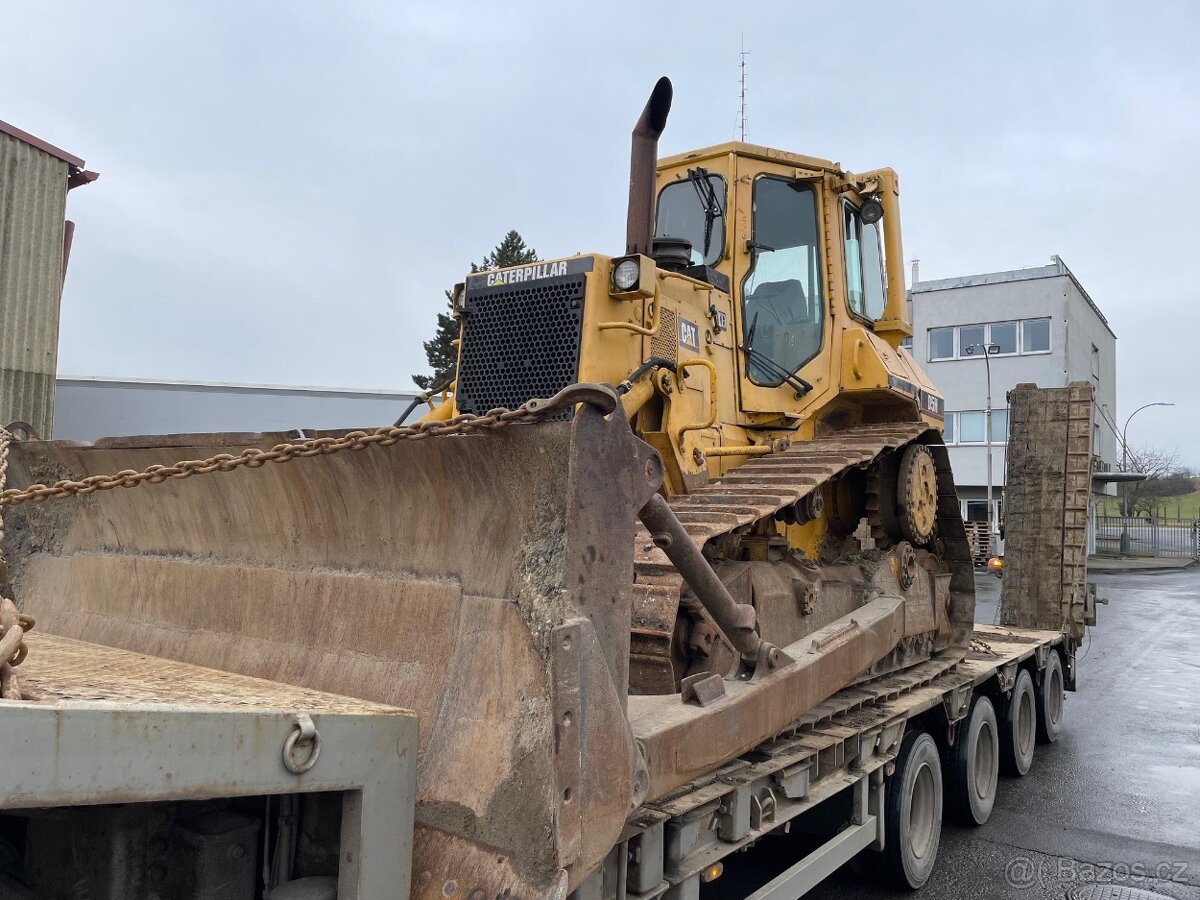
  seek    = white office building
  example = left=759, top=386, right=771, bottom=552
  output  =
left=908, top=256, right=1117, bottom=552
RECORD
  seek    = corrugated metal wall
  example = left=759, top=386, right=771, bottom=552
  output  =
left=0, top=132, right=70, bottom=438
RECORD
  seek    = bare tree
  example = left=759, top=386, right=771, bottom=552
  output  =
left=1121, top=444, right=1191, bottom=516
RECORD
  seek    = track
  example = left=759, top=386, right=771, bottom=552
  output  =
left=629, top=421, right=974, bottom=693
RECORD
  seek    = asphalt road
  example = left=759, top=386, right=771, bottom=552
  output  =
left=798, top=568, right=1200, bottom=900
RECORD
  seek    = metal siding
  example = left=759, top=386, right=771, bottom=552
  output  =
left=0, top=132, right=69, bottom=438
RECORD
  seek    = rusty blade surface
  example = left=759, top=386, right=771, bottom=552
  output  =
left=2, top=404, right=660, bottom=899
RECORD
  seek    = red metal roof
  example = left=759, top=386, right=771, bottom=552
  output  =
left=0, top=119, right=85, bottom=169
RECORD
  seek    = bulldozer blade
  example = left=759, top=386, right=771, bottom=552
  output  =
left=2, top=402, right=663, bottom=899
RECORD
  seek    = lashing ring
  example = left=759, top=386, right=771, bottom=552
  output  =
left=282, top=713, right=321, bottom=775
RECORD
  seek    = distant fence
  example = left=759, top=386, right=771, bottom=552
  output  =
left=1095, top=515, right=1200, bottom=559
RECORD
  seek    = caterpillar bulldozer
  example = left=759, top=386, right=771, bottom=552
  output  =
left=0, top=77, right=973, bottom=898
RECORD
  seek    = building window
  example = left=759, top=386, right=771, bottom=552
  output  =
left=929, top=318, right=1050, bottom=361
left=959, top=324, right=985, bottom=356
left=929, top=327, right=954, bottom=360
left=900, top=336, right=913, bottom=351
left=963, top=499, right=1002, bottom=526
left=991, top=321, right=1018, bottom=355
left=989, top=409, right=1009, bottom=443
left=957, top=411, right=986, bottom=443
left=1091, top=343, right=1100, bottom=381
left=1022, top=318, right=1051, bottom=353
left=1093, top=422, right=1101, bottom=454
left=944, top=410, right=1008, bottom=445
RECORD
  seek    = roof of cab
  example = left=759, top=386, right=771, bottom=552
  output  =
left=658, top=141, right=841, bottom=174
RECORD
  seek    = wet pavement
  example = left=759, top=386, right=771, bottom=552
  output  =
left=800, top=568, right=1200, bottom=900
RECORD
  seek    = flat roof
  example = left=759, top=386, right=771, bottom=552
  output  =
left=911, top=256, right=1115, bottom=338
left=0, top=119, right=85, bottom=168
left=56, top=375, right=418, bottom=398
left=659, top=141, right=840, bottom=174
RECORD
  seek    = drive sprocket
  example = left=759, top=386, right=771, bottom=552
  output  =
left=897, top=444, right=938, bottom=545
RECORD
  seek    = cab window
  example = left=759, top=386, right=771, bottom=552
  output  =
left=843, top=202, right=886, bottom=321
left=741, top=177, right=823, bottom=386
left=655, top=171, right=726, bottom=266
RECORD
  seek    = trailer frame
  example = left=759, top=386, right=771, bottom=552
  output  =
left=576, top=626, right=1069, bottom=900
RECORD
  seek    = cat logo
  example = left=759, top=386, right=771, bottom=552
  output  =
left=679, top=317, right=699, bottom=351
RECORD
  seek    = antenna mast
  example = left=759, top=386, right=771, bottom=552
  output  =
left=738, top=38, right=750, bottom=142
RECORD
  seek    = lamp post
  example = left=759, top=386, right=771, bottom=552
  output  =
left=964, top=342, right=1000, bottom=557
left=1119, top=401, right=1175, bottom=553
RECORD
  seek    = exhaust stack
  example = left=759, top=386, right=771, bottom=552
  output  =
left=626, top=77, right=673, bottom=256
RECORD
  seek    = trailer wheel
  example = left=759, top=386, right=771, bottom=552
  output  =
left=945, top=695, right=999, bottom=825
left=882, top=730, right=943, bottom=889
left=1000, top=669, right=1036, bottom=776
left=1036, top=650, right=1065, bottom=743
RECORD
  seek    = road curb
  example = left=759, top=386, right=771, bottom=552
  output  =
left=1087, top=558, right=1199, bottom=575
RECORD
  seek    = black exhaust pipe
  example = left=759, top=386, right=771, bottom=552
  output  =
left=626, top=77, right=673, bottom=257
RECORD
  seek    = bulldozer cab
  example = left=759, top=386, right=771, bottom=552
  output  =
left=653, top=144, right=911, bottom=418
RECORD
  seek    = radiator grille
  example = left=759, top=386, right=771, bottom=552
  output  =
left=456, top=274, right=585, bottom=420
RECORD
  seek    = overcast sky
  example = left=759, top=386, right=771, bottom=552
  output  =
left=3, top=2, right=1197, bottom=465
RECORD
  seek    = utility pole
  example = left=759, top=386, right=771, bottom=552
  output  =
left=739, top=38, right=750, bottom=142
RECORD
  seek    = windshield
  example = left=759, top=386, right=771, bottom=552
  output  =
left=654, top=171, right=727, bottom=266
left=741, top=177, right=824, bottom=386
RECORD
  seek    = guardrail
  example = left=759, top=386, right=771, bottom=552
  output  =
left=1095, top=515, right=1200, bottom=559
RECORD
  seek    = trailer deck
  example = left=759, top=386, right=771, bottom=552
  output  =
left=592, top=626, right=1068, bottom=900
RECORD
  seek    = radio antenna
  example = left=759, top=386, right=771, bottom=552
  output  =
left=738, top=37, right=750, bottom=142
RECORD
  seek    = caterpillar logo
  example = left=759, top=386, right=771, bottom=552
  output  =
left=466, top=256, right=594, bottom=291
left=485, top=261, right=570, bottom=287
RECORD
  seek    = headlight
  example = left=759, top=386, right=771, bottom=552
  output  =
left=612, top=258, right=640, bottom=292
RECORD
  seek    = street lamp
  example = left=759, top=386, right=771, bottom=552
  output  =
left=1119, top=401, right=1175, bottom=553
left=963, top=342, right=1001, bottom=557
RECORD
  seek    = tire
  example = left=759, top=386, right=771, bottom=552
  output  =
left=944, top=695, right=999, bottom=826
left=882, top=730, right=943, bottom=889
left=999, top=668, right=1036, bottom=776
left=1036, top=650, right=1065, bottom=744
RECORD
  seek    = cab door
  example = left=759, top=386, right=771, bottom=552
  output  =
left=731, top=158, right=835, bottom=417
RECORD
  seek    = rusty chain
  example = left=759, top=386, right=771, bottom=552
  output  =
left=0, top=383, right=618, bottom=699
left=0, top=383, right=617, bottom=509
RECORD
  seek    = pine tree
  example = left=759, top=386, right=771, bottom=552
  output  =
left=412, top=230, right=539, bottom=391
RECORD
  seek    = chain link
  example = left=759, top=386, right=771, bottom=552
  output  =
left=0, top=384, right=615, bottom=509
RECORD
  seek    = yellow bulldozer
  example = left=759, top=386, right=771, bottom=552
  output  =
left=0, top=77, right=974, bottom=898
